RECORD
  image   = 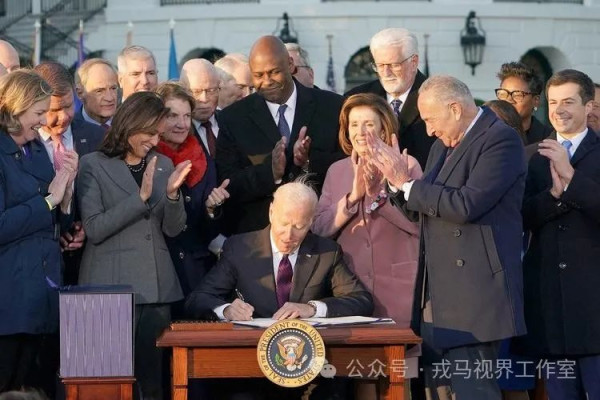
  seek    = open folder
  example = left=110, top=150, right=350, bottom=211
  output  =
left=233, top=316, right=394, bottom=328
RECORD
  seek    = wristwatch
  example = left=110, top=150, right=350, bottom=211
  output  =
left=307, top=301, right=318, bottom=316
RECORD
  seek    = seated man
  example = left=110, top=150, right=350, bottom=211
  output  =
left=186, top=181, right=373, bottom=321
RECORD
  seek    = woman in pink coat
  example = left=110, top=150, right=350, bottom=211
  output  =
left=312, top=93, right=422, bottom=328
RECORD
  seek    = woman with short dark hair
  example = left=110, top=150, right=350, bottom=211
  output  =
left=77, top=91, right=191, bottom=400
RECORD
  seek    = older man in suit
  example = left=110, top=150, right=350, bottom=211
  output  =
left=117, top=45, right=158, bottom=101
left=370, top=75, right=527, bottom=399
left=345, top=28, right=435, bottom=170
left=186, top=181, right=373, bottom=321
left=75, top=58, right=119, bottom=129
left=217, top=36, right=344, bottom=235
left=519, top=69, right=600, bottom=400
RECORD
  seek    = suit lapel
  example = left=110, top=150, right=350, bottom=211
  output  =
left=253, top=228, right=278, bottom=312
left=71, top=120, right=90, bottom=155
left=248, top=94, right=281, bottom=145
left=436, top=108, right=496, bottom=184
left=97, top=154, right=139, bottom=195
left=570, top=129, right=599, bottom=165
left=399, top=71, right=425, bottom=131
left=21, top=139, right=53, bottom=182
left=290, top=234, right=319, bottom=303
left=290, top=82, right=316, bottom=144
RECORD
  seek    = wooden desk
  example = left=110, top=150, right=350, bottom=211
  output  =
left=157, top=323, right=421, bottom=400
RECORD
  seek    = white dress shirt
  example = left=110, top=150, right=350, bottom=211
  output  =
left=265, top=82, right=298, bottom=132
left=386, top=86, right=412, bottom=114
left=213, top=231, right=327, bottom=320
left=192, top=113, right=220, bottom=156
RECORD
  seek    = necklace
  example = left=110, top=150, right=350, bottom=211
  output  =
left=126, top=157, right=146, bottom=173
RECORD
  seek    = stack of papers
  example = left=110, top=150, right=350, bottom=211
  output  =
left=233, top=316, right=394, bottom=328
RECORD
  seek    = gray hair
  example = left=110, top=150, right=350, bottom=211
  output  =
left=370, top=28, right=418, bottom=58
left=214, top=55, right=242, bottom=84
left=285, top=43, right=311, bottom=68
left=419, top=75, right=474, bottom=106
left=117, top=45, right=156, bottom=73
left=180, top=58, right=220, bottom=87
left=75, top=58, right=117, bottom=88
left=273, top=178, right=318, bottom=215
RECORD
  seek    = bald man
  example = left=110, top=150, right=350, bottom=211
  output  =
left=180, top=58, right=221, bottom=159
left=0, top=40, right=19, bottom=72
left=216, top=36, right=344, bottom=234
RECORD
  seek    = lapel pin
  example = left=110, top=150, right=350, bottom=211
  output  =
left=80, top=139, right=87, bottom=143
left=157, top=167, right=163, bottom=171
left=306, top=254, right=312, bottom=258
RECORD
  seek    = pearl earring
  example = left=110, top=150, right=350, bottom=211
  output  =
left=533, top=107, right=538, bottom=111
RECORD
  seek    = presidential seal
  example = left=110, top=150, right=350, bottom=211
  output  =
left=257, top=319, right=326, bottom=388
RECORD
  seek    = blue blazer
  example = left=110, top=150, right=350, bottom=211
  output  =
left=0, top=134, right=64, bottom=335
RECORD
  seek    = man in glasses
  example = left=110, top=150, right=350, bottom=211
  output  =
left=495, top=62, right=553, bottom=145
left=285, top=43, right=314, bottom=88
left=345, top=27, right=435, bottom=169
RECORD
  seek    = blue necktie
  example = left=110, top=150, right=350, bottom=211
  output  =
left=562, top=140, right=573, bottom=159
left=391, top=99, right=402, bottom=118
left=277, top=104, right=290, bottom=141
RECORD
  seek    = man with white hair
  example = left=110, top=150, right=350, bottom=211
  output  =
left=180, top=58, right=221, bottom=158
left=117, top=45, right=158, bottom=100
left=0, top=40, right=19, bottom=72
left=186, top=180, right=373, bottom=321
left=345, top=28, right=435, bottom=169
left=370, top=75, right=527, bottom=399
left=75, top=58, right=119, bottom=128
left=285, top=43, right=314, bottom=88
left=214, top=54, right=253, bottom=109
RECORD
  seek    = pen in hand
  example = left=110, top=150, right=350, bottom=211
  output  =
left=235, top=289, right=253, bottom=320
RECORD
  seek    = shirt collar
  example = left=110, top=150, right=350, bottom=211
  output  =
left=386, top=84, right=413, bottom=108
left=265, top=82, right=298, bottom=121
left=82, top=106, right=112, bottom=126
left=557, top=128, right=588, bottom=152
left=38, top=125, right=72, bottom=144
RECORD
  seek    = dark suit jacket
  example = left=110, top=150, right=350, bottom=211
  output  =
left=216, top=81, right=344, bottom=234
left=390, top=107, right=527, bottom=350
left=524, top=116, right=553, bottom=146
left=518, top=129, right=600, bottom=356
left=344, top=71, right=435, bottom=169
left=0, top=135, right=64, bottom=335
left=185, top=227, right=374, bottom=319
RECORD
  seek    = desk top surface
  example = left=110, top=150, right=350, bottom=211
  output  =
left=156, top=322, right=421, bottom=347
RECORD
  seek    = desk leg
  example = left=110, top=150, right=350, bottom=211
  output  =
left=172, top=347, right=188, bottom=400
left=379, top=345, right=406, bottom=400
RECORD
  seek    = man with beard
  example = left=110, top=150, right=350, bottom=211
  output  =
left=345, top=28, right=435, bottom=169
left=216, top=36, right=344, bottom=234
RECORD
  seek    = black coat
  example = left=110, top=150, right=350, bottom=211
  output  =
left=517, top=130, right=600, bottom=356
left=524, top=116, right=553, bottom=146
left=216, top=81, right=344, bottom=234
left=344, top=71, right=435, bottom=169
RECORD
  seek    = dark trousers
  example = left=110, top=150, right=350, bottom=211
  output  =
left=0, top=334, right=41, bottom=393
left=544, top=354, right=600, bottom=400
left=134, top=304, right=171, bottom=400
left=420, top=297, right=501, bottom=400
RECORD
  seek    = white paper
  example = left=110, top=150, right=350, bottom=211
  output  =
left=232, top=316, right=394, bottom=328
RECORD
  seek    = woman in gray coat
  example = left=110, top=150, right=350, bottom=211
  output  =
left=77, top=92, right=191, bottom=400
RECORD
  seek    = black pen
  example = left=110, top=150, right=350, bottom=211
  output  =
left=235, top=289, right=253, bottom=320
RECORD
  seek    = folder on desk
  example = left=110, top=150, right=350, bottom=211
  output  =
left=232, top=316, right=394, bottom=328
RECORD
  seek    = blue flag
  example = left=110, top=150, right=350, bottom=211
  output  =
left=168, top=28, right=179, bottom=80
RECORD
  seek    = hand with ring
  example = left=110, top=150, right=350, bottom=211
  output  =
left=206, top=179, right=231, bottom=214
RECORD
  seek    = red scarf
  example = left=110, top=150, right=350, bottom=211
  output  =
left=156, top=135, right=207, bottom=187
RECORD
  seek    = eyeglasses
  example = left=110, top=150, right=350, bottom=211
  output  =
left=371, top=55, right=415, bottom=73
left=235, top=84, right=255, bottom=93
left=191, top=87, right=220, bottom=97
left=495, top=88, right=534, bottom=102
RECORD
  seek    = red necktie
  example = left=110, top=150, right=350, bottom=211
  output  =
left=276, top=255, right=293, bottom=308
left=201, top=120, right=217, bottom=157
left=53, top=136, right=65, bottom=171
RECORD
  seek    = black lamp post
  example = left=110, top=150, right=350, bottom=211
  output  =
left=460, top=11, right=486, bottom=76
left=274, top=12, right=298, bottom=44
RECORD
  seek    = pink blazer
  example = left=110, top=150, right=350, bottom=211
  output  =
left=312, top=156, right=422, bottom=327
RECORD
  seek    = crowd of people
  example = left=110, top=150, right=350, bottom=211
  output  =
left=0, top=24, right=599, bottom=400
